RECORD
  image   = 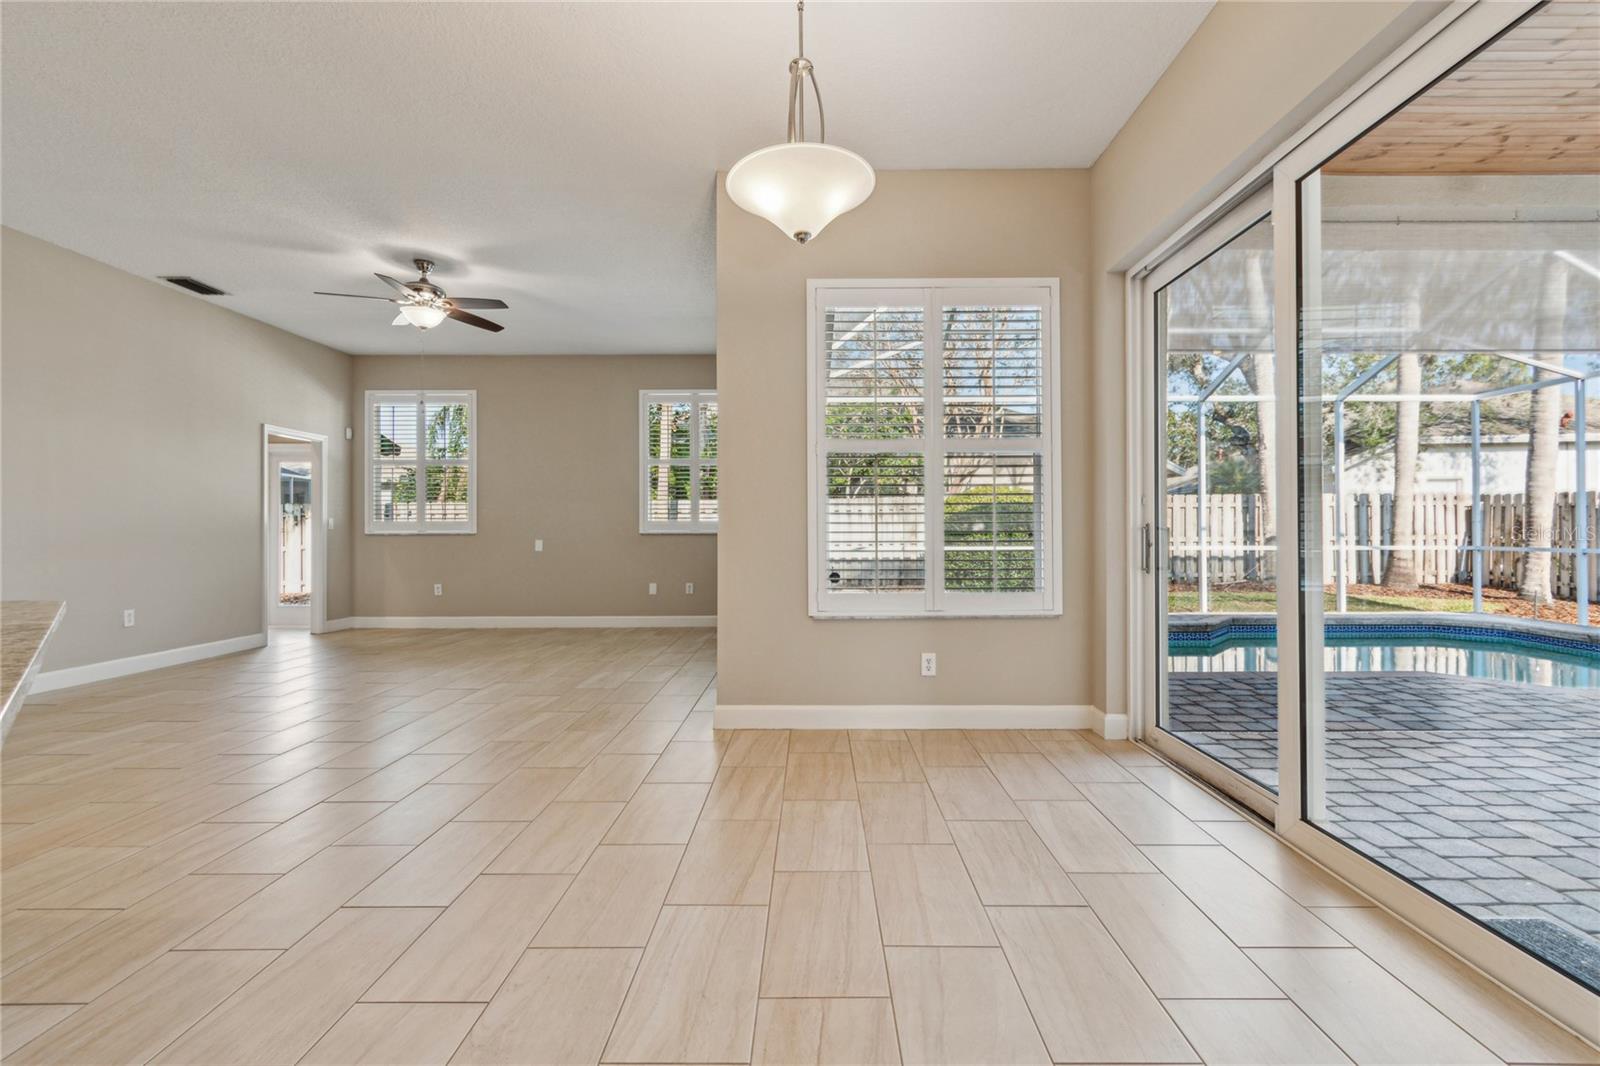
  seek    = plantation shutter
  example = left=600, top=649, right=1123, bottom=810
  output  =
left=370, top=393, right=419, bottom=530
left=367, top=390, right=477, bottom=534
left=941, top=302, right=1047, bottom=599
left=641, top=389, right=717, bottom=532
left=812, top=284, right=1056, bottom=617
left=820, top=301, right=929, bottom=606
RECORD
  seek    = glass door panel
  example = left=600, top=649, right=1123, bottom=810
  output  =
left=1297, top=2, right=1600, bottom=993
left=1155, top=212, right=1279, bottom=796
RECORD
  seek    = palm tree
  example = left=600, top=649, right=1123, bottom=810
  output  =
left=1520, top=259, right=1569, bottom=604
left=1241, top=252, right=1275, bottom=581
left=1385, top=350, right=1422, bottom=590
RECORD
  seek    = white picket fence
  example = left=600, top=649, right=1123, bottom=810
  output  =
left=1167, top=490, right=1599, bottom=600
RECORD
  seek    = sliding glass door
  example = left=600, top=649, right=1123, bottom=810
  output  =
left=1294, top=1, right=1599, bottom=996
left=1137, top=1, right=1599, bottom=1027
left=1148, top=196, right=1279, bottom=814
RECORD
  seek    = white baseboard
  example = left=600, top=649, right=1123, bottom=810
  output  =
left=713, top=703, right=1100, bottom=730
left=1096, top=709, right=1130, bottom=741
left=32, top=632, right=267, bottom=694
left=336, top=615, right=717, bottom=630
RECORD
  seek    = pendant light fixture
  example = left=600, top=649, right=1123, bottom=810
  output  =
left=725, top=1, right=875, bottom=244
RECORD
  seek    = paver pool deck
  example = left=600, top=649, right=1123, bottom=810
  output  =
left=1168, top=670, right=1600, bottom=989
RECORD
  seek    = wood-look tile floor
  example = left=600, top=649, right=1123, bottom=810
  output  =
left=3, top=628, right=1595, bottom=1065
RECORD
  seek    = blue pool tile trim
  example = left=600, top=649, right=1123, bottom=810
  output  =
left=1168, top=618, right=1600, bottom=660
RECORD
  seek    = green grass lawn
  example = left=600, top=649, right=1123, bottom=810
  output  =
left=1167, top=588, right=1477, bottom=614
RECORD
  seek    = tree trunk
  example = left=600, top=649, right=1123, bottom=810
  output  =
left=1520, top=260, right=1568, bottom=602
left=1385, top=352, right=1422, bottom=590
left=1245, top=252, right=1276, bottom=545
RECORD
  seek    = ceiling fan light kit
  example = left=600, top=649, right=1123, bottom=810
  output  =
left=726, top=1, right=875, bottom=244
left=397, top=303, right=449, bottom=330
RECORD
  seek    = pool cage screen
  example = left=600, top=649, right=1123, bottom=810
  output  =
left=1163, top=221, right=1600, bottom=628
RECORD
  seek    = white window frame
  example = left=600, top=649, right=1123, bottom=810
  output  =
left=639, top=388, right=718, bottom=534
left=807, top=278, right=1063, bottom=619
left=364, top=388, right=478, bottom=535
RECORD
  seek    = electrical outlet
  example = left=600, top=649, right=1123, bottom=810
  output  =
left=685, top=582, right=694, bottom=595
left=433, top=583, right=443, bottom=597
left=648, top=582, right=658, bottom=596
left=920, top=652, right=937, bottom=677
left=122, top=608, right=136, bottom=628
left=534, top=539, right=544, bottom=552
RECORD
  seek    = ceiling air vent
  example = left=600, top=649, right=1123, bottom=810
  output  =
left=160, top=276, right=227, bottom=296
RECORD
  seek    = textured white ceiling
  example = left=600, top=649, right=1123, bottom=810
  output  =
left=1, top=1, right=1210, bottom=355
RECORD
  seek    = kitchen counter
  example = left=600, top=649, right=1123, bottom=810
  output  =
left=1, top=600, right=65, bottom=740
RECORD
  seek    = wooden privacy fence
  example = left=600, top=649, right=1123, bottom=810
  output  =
left=280, top=513, right=311, bottom=599
left=1167, top=491, right=1599, bottom=601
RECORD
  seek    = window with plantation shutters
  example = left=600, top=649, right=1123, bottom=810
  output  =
left=809, top=281, right=1060, bottom=617
left=640, top=389, right=717, bottom=533
left=366, top=390, right=477, bottom=534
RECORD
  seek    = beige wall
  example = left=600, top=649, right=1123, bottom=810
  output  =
left=1, top=226, right=354, bottom=671
left=715, top=169, right=1093, bottom=708
left=2, top=227, right=713, bottom=673
left=4, top=2, right=1441, bottom=687
left=349, top=355, right=716, bottom=619
left=1086, top=1, right=1439, bottom=715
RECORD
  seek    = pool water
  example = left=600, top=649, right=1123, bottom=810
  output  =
left=1169, top=633, right=1600, bottom=688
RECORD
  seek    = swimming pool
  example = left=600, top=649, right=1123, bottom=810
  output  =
left=1168, top=619, right=1600, bottom=688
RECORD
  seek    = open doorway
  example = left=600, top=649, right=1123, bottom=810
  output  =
left=262, top=425, right=328, bottom=637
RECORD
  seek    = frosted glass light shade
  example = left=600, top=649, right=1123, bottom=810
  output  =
left=400, top=303, right=448, bottom=329
left=726, top=141, right=875, bottom=244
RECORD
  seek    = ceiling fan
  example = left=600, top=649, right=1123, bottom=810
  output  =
left=315, top=259, right=507, bottom=332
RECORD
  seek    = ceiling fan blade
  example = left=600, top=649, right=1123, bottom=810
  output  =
left=375, top=273, right=418, bottom=299
left=447, top=307, right=505, bottom=333
left=314, top=291, right=399, bottom=301
left=446, top=297, right=509, bottom=310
